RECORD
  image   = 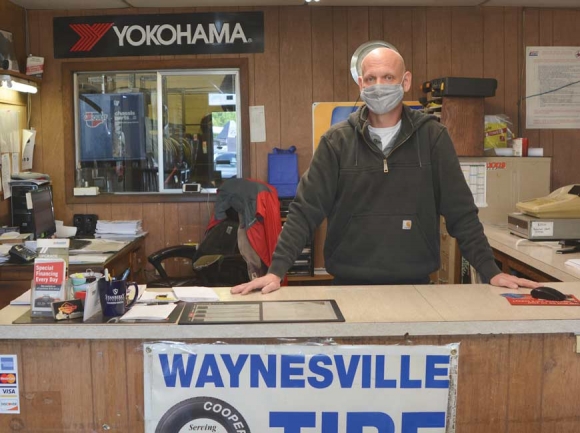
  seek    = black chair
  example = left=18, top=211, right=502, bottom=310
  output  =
left=147, top=212, right=250, bottom=288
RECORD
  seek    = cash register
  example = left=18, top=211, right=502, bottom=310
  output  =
left=508, top=184, right=580, bottom=253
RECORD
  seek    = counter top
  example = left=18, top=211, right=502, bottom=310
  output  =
left=3, top=282, right=580, bottom=339
left=484, top=224, right=580, bottom=282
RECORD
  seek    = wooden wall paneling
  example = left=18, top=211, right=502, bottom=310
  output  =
left=425, top=7, right=453, bottom=82
left=540, top=334, right=580, bottom=433
left=160, top=202, right=180, bottom=278
left=38, top=11, right=67, bottom=223
left=142, top=203, right=166, bottom=273
left=369, top=7, right=383, bottom=41
left=503, top=8, right=524, bottom=155
left=91, top=341, right=131, bottom=430
left=279, top=6, right=312, bottom=175
left=176, top=202, right=205, bottom=276
left=87, top=203, right=112, bottom=221
left=521, top=8, right=540, bottom=147
left=451, top=7, right=484, bottom=78
left=20, top=341, right=93, bottom=431
left=505, top=335, right=543, bottom=433
left=333, top=8, right=349, bottom=102
left=252, top=7, right=280, bottom=181
left=452, top=335, right=510, bottom=433
left=537, top=10, right=554, bottom=160
left=312, top=8, right=335, bottom=104
left=346, top=7, right=370, bottom=102
left=125, top=340, right=146, bottom=432
left=111, top=203, right=144, bottom=222
left=550, top=9, right=580, bottom=190
left=483, top=7, right=506, bottom=116
left=411, top=8, right=427, bottom=102
left=382, top=7, right=414, bottom=78
left=550, top=130, right=580, bottom=189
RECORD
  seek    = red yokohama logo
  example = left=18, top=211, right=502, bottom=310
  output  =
left=70, top=23, right=114, bottom=52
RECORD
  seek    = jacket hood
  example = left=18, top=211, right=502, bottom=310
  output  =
left=346, top=103, right=437, bottom=167
left=348, top=103, right=434, bottom=139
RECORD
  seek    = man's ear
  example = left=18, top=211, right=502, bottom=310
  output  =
left=403, top=72, right=412, bottom=93
left=358, top=76, right=364, bottom=92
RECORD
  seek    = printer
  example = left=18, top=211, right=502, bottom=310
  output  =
left=508, top=184, right=580, bottom=245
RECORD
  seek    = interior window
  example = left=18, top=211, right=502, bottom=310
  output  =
left=74, top=69, right=241, bottom=194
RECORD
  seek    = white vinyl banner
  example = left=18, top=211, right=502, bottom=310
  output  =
left=144, top=343, right=459, bottom=433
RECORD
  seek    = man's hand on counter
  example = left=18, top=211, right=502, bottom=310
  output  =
left=490, top=272, right=543, bottom=289
left=231, top=273, right=282, bottom=295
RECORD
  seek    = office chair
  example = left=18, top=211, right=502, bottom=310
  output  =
left=147, top=178, right=282, bottom=288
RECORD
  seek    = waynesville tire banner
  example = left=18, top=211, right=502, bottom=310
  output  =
left=144, top=342, right=459, bottom=433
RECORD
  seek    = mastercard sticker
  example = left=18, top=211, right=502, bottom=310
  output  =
left=0, top=355, right=20, bottom=414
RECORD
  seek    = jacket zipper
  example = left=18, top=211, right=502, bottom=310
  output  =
left=382, top=132, right=413, bottom=173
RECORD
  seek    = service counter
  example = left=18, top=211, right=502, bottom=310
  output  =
left=2, top=283, right=580, bottom=431
left=484, top=224, right=580, bottom=282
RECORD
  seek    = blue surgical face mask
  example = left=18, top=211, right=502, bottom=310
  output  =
left=360, top=75, right=406, bottom=115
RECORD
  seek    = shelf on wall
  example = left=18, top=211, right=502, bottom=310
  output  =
left=1, top=70, right=41, bottom=84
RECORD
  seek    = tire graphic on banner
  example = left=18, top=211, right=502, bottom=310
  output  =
left=155, top=396, right=251, bottom=433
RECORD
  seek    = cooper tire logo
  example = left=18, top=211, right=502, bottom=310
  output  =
left=70, top=23, right=114, bottom=52
left=155, top=396, right=250, bottom=433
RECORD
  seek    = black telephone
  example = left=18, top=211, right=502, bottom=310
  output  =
left=9, top=244, right=38, bottom=263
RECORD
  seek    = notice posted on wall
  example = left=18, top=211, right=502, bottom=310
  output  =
left=460, top=162, right=487, bottom=208
left=0, top=355, right=20, bottom=414
left=526, top=46, right=580, bottom=129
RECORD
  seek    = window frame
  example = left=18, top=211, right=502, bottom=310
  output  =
left=62, top=58, right=250, bottom=204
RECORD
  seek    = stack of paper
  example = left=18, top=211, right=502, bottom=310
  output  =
left=173, top=286, right=220, bottom=302
left=565, top=259, right=580, bottom=271
left=119, top=303, right=177, bottom=322
left=95, top=220, right=144, bottom=238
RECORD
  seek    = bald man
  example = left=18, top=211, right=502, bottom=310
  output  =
left=232, top=44, right=540, bottom=294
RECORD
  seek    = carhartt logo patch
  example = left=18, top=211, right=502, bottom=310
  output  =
left=402, top=220, right=412, bottom=230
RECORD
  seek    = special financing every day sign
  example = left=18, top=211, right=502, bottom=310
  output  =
left=144, top=343, right=459, bottom=433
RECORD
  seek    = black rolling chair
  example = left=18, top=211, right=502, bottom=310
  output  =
left=147, top=212, right=250, bottom=288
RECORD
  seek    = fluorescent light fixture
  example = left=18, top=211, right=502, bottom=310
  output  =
left=0, top=75, right=38, bottom=94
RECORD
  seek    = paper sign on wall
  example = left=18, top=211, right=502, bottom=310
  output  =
left=22, top=129, right=36, bottom=171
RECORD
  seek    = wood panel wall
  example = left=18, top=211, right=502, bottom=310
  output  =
left=23, top=6, right=580, bottom=277
left=0, top=0, right=26, bottom=225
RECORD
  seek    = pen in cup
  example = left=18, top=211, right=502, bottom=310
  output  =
left=120, top=268, right=130, bottom=281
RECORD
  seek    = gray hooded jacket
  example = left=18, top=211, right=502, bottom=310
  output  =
left=269, top=104, right=501, bottom=284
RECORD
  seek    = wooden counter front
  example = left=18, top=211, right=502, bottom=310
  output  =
left=2, top=282, right=580, bottom=432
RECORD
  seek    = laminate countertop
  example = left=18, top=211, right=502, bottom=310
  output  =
left=484, top=223, right=580, bottom=282
left=2, top=282, right=580, bottom=340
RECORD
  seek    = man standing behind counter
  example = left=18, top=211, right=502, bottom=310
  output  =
left=232, top=43, right=540, bottom=295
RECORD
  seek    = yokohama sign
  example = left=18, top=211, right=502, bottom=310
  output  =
left=53, top=12, right=264, bottom=58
